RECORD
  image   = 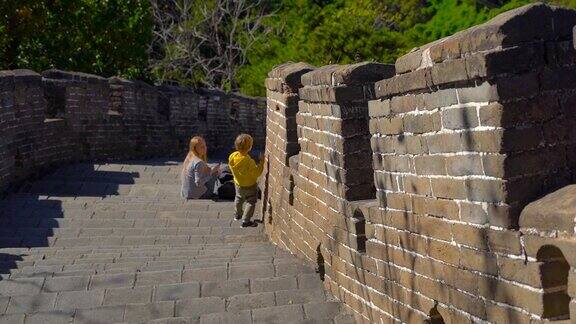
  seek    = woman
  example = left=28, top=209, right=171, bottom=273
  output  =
left=181, top=136, right=220, bottom=199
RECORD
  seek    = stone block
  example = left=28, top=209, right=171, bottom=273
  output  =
left=414, top=155, right=446, bottom=175
left=403, top=113, right=441, bottom=134
left=465, top=178, right=507, bottom=203
left=200, top=279, right=250, bottom=298
left=154, top=282, right=201, bottom=301
left=267, top=62, right=315, bottom=91
left=103, top=286, right=152, bottom=306
left=423, top=88, right=459, bottom=110
left=227, top=292, right=275, bottom=311
left=136, top=270, right=181, bottom=286
left=431, top=178, right=467, bottom=200
left=43, top=276, right=90, bottom=292
left=431, top=58, right=468, bottom=85
left=465, top=44, right=545, bottom=79
left=301, top=62, right=394, bottom=86
left=374, top=68, right=433, bottom=98
left=124, top=301, right=175, bottom=322
left=75, top=305, right=125, bottom=324
left=445, top=154, right=483, bottom=176
left=368, top=99, right=390, bottom=118
left=21, top=311, right=73, bottom=324
left=459, top=201, right=489, bottom=224
left=183, top=266, right=227, bottom=282
left=90, top=273, right=135, bottom=289
left=441, top=107, right=479, bottom=130
left=252, top=304, right=305, bottom=323
left=54, top=290, right=105, bottom=311
left=251, top=276, right=298, bottom=293
left=390, top=94, right=424, bottom=114
left=200, top=310, right=252, bottom=324
left=519, top=185, right=576, bottom=233
left=228, top=264, right=275, bottom=280
left=495, top=72, right=540, bottom=101
left=459, top=248, right=498, bottom=275
left=6, top=293, right=57, bottom=314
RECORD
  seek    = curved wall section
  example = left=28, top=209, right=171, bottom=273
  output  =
left=0, top=69, right=265, bottom=194
left=262, top=4, right=576, bottom=323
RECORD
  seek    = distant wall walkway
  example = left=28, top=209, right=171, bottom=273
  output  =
left=0, top=69, right=265, bottom=194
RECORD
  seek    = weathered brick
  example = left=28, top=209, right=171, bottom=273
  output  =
left=441, top=107, right=479, bottom=130
left=390, top=94, right=424, bottom=113
left=431, top=178, right=467, bottom=200
left=403, top=113, right=441, bottom=134
left=459, top=201, right=488, bottom=224
left=369, top=117, right=403, bottom=135
left=426, top=133, right=462, bottom=153
left=445, top=154, right=483, bottom=176
left=368, top=99, right=391, bottom=118
left=431, top=58, right=468, bottom=85
left=414, top=155, right=446, bottom=175
left=459, top=248, right=498, bottom=275
left=465, top=178, right=507, bottom=203
left=422, top=88, right=458, bottom=110
left=428, top=240, right=460, bottom=266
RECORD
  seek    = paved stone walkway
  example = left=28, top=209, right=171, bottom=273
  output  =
left=0, top=160, right=353, bottom=324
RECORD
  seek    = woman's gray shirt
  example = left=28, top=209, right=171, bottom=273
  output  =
left=181, top=158, right=212, bottom=199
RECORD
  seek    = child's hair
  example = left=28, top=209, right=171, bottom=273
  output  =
left=235, top=134, right=253, bottom=153
left=183, top=136, right=207, bottom=170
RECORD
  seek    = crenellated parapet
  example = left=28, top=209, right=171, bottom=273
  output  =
left=0, top=69, right=265, bottom=195
left=263, top=3, right=576, bottom=323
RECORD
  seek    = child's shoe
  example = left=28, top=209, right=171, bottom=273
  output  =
left=234, top=214, right=242, bottom=221
left=241, top=220, right=257, bottom=227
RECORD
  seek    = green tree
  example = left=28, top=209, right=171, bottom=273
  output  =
left=237, top=0, right=424, bottom=96
left=0, top=0, right=152, bottom=78
left=237, top=0, right=576, bottom=96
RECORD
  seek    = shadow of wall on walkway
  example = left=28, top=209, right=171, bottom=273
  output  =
left=0, top=163, right=141, bottom=281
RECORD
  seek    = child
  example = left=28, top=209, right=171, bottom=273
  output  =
left=228, top=134, right=264, bottom=227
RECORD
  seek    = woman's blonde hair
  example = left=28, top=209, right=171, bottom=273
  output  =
left=235, top=134, right=253, bottom=153
left=183, top=136, right=207, bottom=170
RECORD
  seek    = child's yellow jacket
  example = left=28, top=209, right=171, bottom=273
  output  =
left=228, top=151, right=264, bottom=187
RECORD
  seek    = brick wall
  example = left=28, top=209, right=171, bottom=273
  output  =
left=262, top=3, right=576, bottom=323
left=0, top=69, right=265, bottom=194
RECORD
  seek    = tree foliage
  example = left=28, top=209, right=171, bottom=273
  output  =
left=1, top=0, right=575, bottom=95
left=237, top=0, right=575, bottom=96
left=0, top=0, right=152, bottom=78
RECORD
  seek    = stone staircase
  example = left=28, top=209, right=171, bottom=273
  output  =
left=0, top=160, right=353, bottom=324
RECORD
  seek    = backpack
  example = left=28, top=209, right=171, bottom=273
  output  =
left=215, top=165, right=236, bottom=200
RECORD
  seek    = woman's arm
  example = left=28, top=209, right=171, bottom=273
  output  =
left=193, top=161, right=214, bottom=186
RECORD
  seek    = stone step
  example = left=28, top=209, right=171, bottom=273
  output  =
left=0, top=271, right=323, bottom=298
left=4, top=257, right=312, bottom=280
left=0, top=226, right=262, bottom=240
left=0, top=194, right=234, bottom=210
left=0, top=209, right=233, bottom=219
left=7, top=247, right=291, bottom=263
left=0, top=220, right=260, bottom=231
left=0, top=233, right=268, bottom=248
left=0, top=241, right=279, bottom=255
left=0, top=227, right=262, bottom=242
left=150, top=301, right=351, bottom=324
left=0, top=159, right=346, bottom=323
left=0, top=287, right=333, bottom=319
left=0, top=201, right=235, bottom=214
left=0, top=216, right=241, bottom=225
left=0, top=300, right=349, bottom=324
